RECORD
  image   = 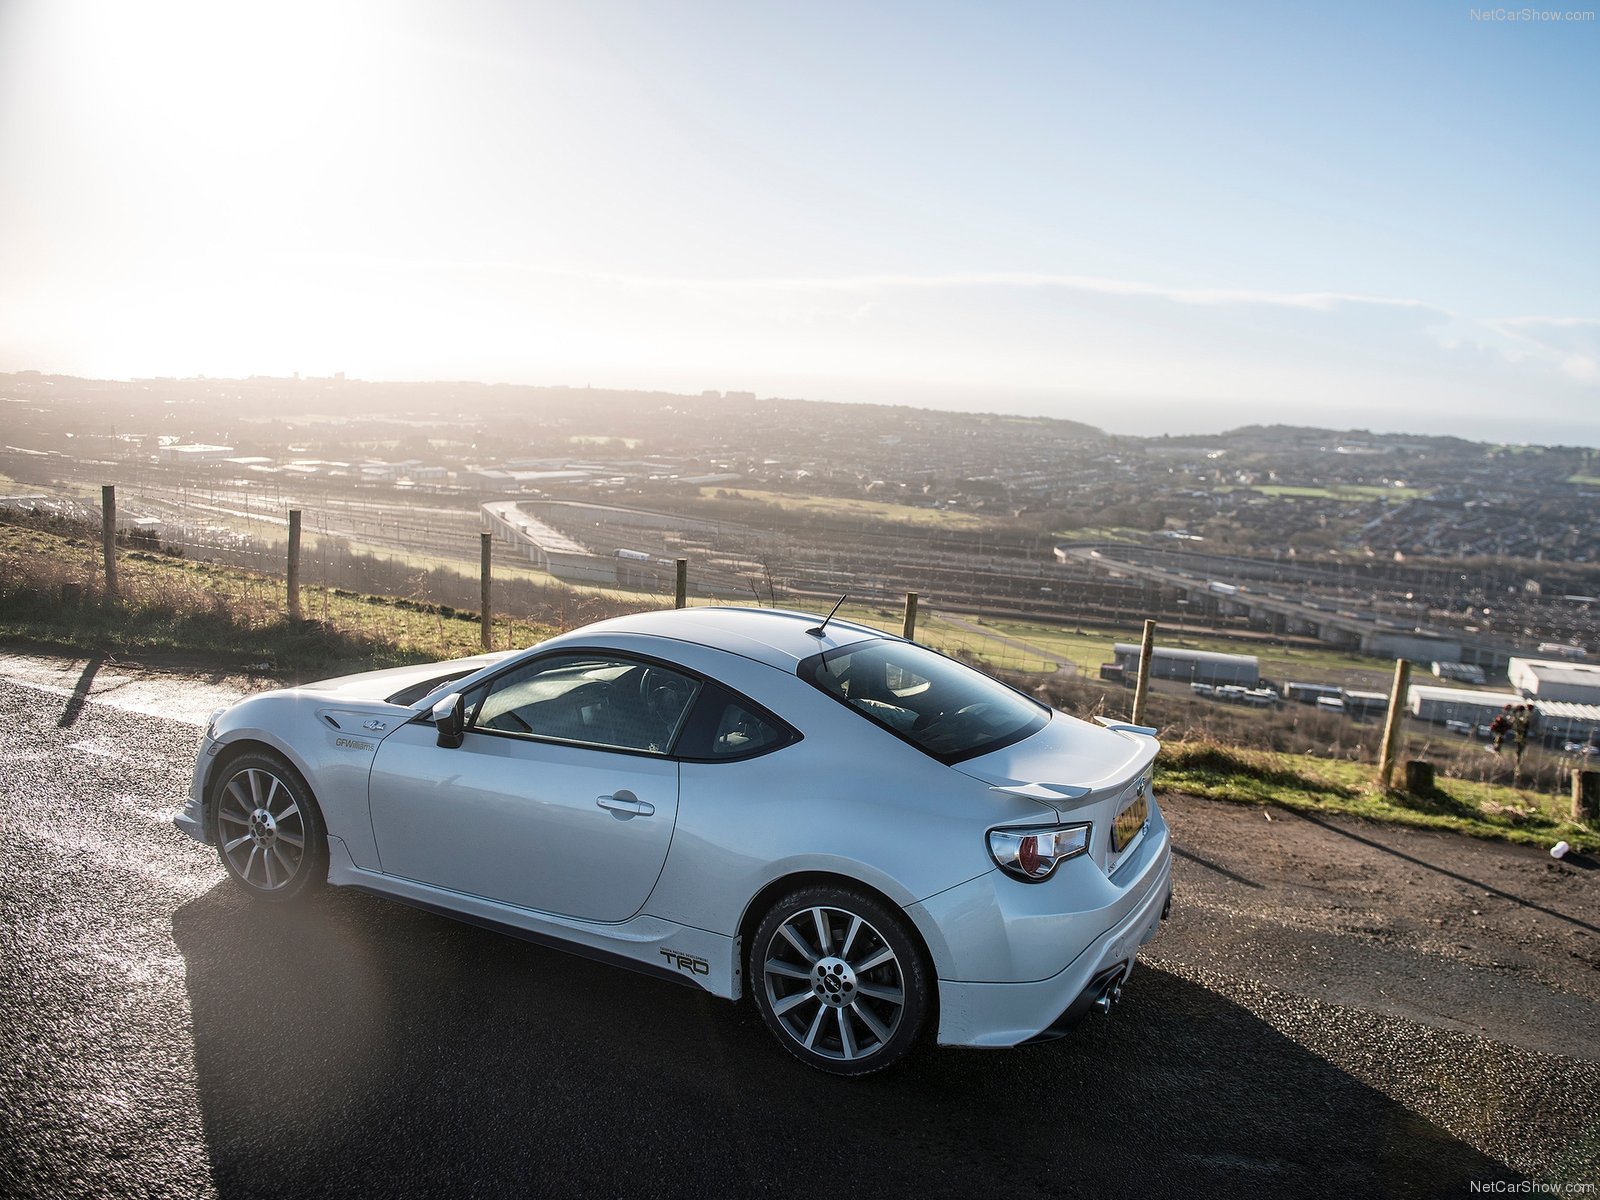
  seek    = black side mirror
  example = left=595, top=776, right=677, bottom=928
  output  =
left=433, top=692, right=466, bottom=748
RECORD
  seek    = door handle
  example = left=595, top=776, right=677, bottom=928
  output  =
left=597, top=794, right=655, bottom=817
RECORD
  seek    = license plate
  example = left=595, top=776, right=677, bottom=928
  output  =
left=1112, top=790, right=1149, bottom=852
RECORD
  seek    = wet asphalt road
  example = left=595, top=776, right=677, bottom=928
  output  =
left=1, top=660, right=1597, bottom=1199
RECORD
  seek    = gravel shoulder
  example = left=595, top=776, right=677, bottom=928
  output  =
left=1151, top=792, right=1600, bottom=1180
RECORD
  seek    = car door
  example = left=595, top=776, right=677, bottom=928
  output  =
left=367, top=652, right=695, bottom=923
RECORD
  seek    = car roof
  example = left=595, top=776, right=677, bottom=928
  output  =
left=552, top=605, right=894, bottom=671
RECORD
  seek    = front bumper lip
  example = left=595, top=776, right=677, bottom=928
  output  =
left=177, top=734, right=217, bottom=846
left=174, top=808, right=208, bottom=844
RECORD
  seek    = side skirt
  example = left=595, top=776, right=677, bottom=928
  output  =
left=324, top=841, right=740, bottom=1000
left=343, top=883, right=703, bottom=992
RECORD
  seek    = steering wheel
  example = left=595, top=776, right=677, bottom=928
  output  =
left=640, top=669, right=691, bottom=720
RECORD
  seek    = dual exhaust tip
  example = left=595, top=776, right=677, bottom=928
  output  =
left=1092, top=975, right=1125, bottom=1015
left=1091, top=886, right=1166, bottom=1015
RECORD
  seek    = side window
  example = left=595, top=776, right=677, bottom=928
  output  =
left=675, top=682, right=798, bottom=761
left=467, top=653, right=699, bottom=755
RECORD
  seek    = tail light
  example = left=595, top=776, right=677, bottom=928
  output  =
left=987, top=824, right=1091, bottom=882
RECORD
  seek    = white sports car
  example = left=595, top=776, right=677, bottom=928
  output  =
left=178, top=605, right=1171, bottom=1075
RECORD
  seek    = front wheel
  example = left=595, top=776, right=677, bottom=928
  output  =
left=210, top=751, right=328, bottom=903
left=750, top=886, right=930, bottom=1076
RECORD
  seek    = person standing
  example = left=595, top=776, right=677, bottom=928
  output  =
left=1511, top=704, right=1533, bottom=767
left=1489, top=704, right=1512, bottom=754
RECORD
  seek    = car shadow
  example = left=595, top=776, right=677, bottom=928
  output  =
left=173, top=885, right=1525, bottom=1200
left=1285, top=808, right=1600, bottom=934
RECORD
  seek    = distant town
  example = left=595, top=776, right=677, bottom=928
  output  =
left=4, top=370, right=1599, bottom=699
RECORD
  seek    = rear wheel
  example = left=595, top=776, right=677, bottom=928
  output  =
left=210, top=751, right=327, bottom=903
left=750, top=885, right=929, bottom=1076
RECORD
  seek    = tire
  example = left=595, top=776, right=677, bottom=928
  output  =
left=750, top=885, right=930, bottom=1076
left=209, top=751, right=328, bottom=904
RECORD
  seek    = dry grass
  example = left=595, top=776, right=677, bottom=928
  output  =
left=4, top=511, right=1595, bottom=850
left=0, top=516, right=554, bottom=673
left=1003, top=667, right=1595, bottom=847
left=1156, top=738, right=1596, bottom=852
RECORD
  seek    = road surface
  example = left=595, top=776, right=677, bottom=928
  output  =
left=2, top=653, right=1596, bottom=1198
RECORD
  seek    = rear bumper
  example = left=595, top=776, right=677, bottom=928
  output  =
left=928, top=843, right=1172, bottom=1048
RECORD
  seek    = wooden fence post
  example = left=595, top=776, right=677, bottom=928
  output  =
left=1377, top=659, right=1412, bottom=789
left=1574, top=769, right=1600, bottom=824
left=101, top=485, right=118, bottom=602
left=286, top=509, right=302, bottom=621
left=675, top=559, right=688, bottom=610
left=1131, top=619, right=1156, bottom=726
left=480, top=532, right=493, bottom=650
left=902, top=591, right=919, bottom=641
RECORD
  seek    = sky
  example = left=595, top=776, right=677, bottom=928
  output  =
left=1, top=0, right=1596, bottom=443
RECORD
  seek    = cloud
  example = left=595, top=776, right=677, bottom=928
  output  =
left=582, top=267, right=1438, bottom=314
left=1475, top=313, right=1600, bottom=379
left=336, top=255, right=1599, bottom=386
left=242, top=251, right=1600, bottom=442
left=293, top=251, right=1440, bottom=313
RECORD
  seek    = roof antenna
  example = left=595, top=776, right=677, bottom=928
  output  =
left=807, top=594, right=848, bottom=638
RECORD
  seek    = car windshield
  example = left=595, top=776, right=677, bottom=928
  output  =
left=799, top=639, right=1048, bottom=763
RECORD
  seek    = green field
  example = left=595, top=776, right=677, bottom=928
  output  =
left=698, top=487, right=995, bottom=529
left=1567, top=474, right=1600, bottom=486
left=809, top=604, right=1062, bottom=673
left=1217, top=484, right=1425, bottom=501
left=1048, top=526, right=1146, bottom=543
left=972, top=617, right=1392, bottom=684
left=1159, top=741, right=1597, bottom=852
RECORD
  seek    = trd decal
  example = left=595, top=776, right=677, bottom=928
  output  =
left=660, top=949, right=710, bottom=975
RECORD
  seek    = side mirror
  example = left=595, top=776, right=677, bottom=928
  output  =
left=433, top=692, right=466, bottom=749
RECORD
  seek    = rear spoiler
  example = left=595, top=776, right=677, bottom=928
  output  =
left=1094, top=716, right=1158, bottom=737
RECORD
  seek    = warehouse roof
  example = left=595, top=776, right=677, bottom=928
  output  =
left=1510, top=658, right=1600, bottom=688
left=1113, top=644, right=1258, bottom=667
left=1407, top=685, right=1522, bottom=708
left=1532, top=700, right=1600, bottom=722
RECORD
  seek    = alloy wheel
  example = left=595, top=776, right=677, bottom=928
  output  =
left=761, top=904, right=907, bottom=1064
left=217, top=766, right=308, bottom=893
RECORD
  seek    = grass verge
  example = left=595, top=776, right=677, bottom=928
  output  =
left=4, top=515, right=1595, bottom=852
left=0, top=518, right=552, bottom=676
left=1159, top=740, right=1597, bottom=852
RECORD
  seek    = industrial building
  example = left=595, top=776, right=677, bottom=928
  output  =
left=1111, top=644, right=1259, bottom=687
left=1535, top=701, right=1600, bottom=743
left=1407, top=685, right=1600, bottom=745
left=1286, top=682, right=1342, bottom=704
left=1507, top=658, right=1600, bottom=704
left=1342, top=690, right=1389, bottom=717
left=1406, top=686, right=1522, bottom=726
left=481, top=500, right=618, bottom=584
left=157, top=443, right=234, bottom=465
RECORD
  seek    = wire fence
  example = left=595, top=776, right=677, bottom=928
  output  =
left=5, top=482, right=1597, bottom=806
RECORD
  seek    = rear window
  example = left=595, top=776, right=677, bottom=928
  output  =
left=799, top=639, right=1047, bottom=764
